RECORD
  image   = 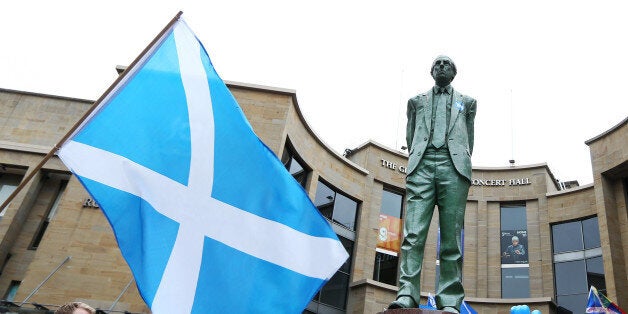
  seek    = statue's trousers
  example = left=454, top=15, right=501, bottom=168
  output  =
left=398, top=147, right=469, bottom=309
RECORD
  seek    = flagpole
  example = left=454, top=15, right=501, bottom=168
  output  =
left=0, top=11, right=184, bottom=213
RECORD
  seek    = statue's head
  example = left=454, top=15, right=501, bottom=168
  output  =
left=430, top=55, right=457, bottom=87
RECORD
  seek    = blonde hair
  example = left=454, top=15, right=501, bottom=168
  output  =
left=55, top=302, right=96, bottom=314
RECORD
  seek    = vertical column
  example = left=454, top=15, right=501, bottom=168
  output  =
left=537, top=197, right=554, bottom=297
left=475, top=200, right=488, bottom=297
left=463, top=201, right=478, bottom=295
left=526, top=200, right=543, bottom=297
left=487, top=202, right=501, bottom=298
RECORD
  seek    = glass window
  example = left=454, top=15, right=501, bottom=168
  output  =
left=501, top=267, right=530, bottom=298
left=557, top=294, right=588, bottom=314
left=582, top=217, right=601, bottom=249
left=555, top=260, right=588, bottom=295
left=0, top=173, right=23, bottom=216
left=374, top=189, right=403, bottom=285
left=314, top=182, right=335, bottom=221
left=552, top=217, right=605, bottom=312
left=319, top=272, right=349, bottom=310
left=586, top=256, right=606, bottom=294
left=311, top=180, right=358, bottom=313
left=314, top=180, right=358, bottom=231
left=373, top=252, right=398, bottom=286
left=338, top=237, right=353, bottom=274
left=500, top=205, right=527, bottom=230
left=552, top=221, right=584, bottom=253
left=281, top=143, right=310, bottom=188
left=332, top=193, right=357, bottom=230
left=380, top=190, right=402, bottom=218
left=311, top=235, right=352, bottom=312
left=3, top=280, right=20, bottom=301
left=30, top=178, right=68, bottom=249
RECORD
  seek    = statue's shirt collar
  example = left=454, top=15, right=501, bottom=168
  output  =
left=433, top=85, right=452, bottom=95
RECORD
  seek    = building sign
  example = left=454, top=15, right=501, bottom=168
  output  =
left=471, top=178, right=531, bottom=187
left=380, top=159, right=406, bottom=174
left=377, top=214, right=401, bottom=253
left=380, top=159, right=532, bottom=187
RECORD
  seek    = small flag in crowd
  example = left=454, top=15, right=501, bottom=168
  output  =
left=587, top=286, right=626, bottom=314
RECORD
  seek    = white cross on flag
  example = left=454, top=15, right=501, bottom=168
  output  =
left=58, top=13, right=348, bottom=314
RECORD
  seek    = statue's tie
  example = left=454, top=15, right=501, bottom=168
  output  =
left=432, top=89, right=447, bottom=148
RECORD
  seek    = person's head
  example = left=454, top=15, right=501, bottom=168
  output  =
left=55, top=302, right=96, bottom=314
left=430, top=55, right=457, bottom=87
left=511, top=236, right=519, bottom=245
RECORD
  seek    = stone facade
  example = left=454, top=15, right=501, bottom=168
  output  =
left=0, top=85, right=626, bottom=313
left=586, top=118, right=628, bottom=306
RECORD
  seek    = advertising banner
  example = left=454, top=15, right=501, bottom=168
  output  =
left=377, top=214, right=402, bottom=253
left=501, top=230, right=528, bottom=264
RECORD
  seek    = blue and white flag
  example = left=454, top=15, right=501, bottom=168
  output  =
left=461, top=300, right=478, bottom=314
left=58, top=14, right=348, bottom=314
left=428, top=293, right=437, bottom=308
left=586, top=286, right=607, bottom=314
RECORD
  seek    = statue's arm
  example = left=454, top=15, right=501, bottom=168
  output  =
left=406, top=99, right=416, bottom=149
left=467, top=98, right=477, bottom=155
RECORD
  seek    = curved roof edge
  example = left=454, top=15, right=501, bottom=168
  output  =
left=473, top=162, right=549, bottom=171
left=225, top=80, right=296, bottom=95
left=225, top=81, right=369, bottom=175
left=546, top=182, right=594, bottom=197
left=351, top=140, right=408, bottom=158
left=0, top=87, right=93, bottom=104
left=585, top=116, right=628, bottom=145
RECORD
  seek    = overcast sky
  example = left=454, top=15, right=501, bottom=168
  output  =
left=1, top=1, right=627, bottom=184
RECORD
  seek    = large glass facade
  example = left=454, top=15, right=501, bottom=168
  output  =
left=500, top=204, right=529, bottom=298
left=306, top=180, right=359, bottom=313
left=552, top=216, right=604, bottom=313
left=373, top=189, right=403, bottom=285
left=30, top=174, right=69, bottom=249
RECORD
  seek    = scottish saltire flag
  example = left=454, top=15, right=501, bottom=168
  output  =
left=57, top=14, right=348, bottom=314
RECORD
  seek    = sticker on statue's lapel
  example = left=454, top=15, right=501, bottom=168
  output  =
left=455, top=101, right=465, bottom=111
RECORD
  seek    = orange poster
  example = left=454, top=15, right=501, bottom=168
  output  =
left=377, top=214, right=402, bottom=253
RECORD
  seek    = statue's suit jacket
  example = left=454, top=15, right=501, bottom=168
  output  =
left=406, top=88, right=476, bottom=181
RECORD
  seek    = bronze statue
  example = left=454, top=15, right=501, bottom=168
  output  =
left=389, top=55, right=476, bottom=313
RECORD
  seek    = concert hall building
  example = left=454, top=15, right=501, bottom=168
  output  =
left=0, top=82, right=625, bottom=313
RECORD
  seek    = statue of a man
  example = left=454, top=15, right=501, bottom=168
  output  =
left=389, top=55, right=476, bottom=313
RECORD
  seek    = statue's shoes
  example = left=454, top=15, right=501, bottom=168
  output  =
left=387, top=296, right=416, bottom=309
